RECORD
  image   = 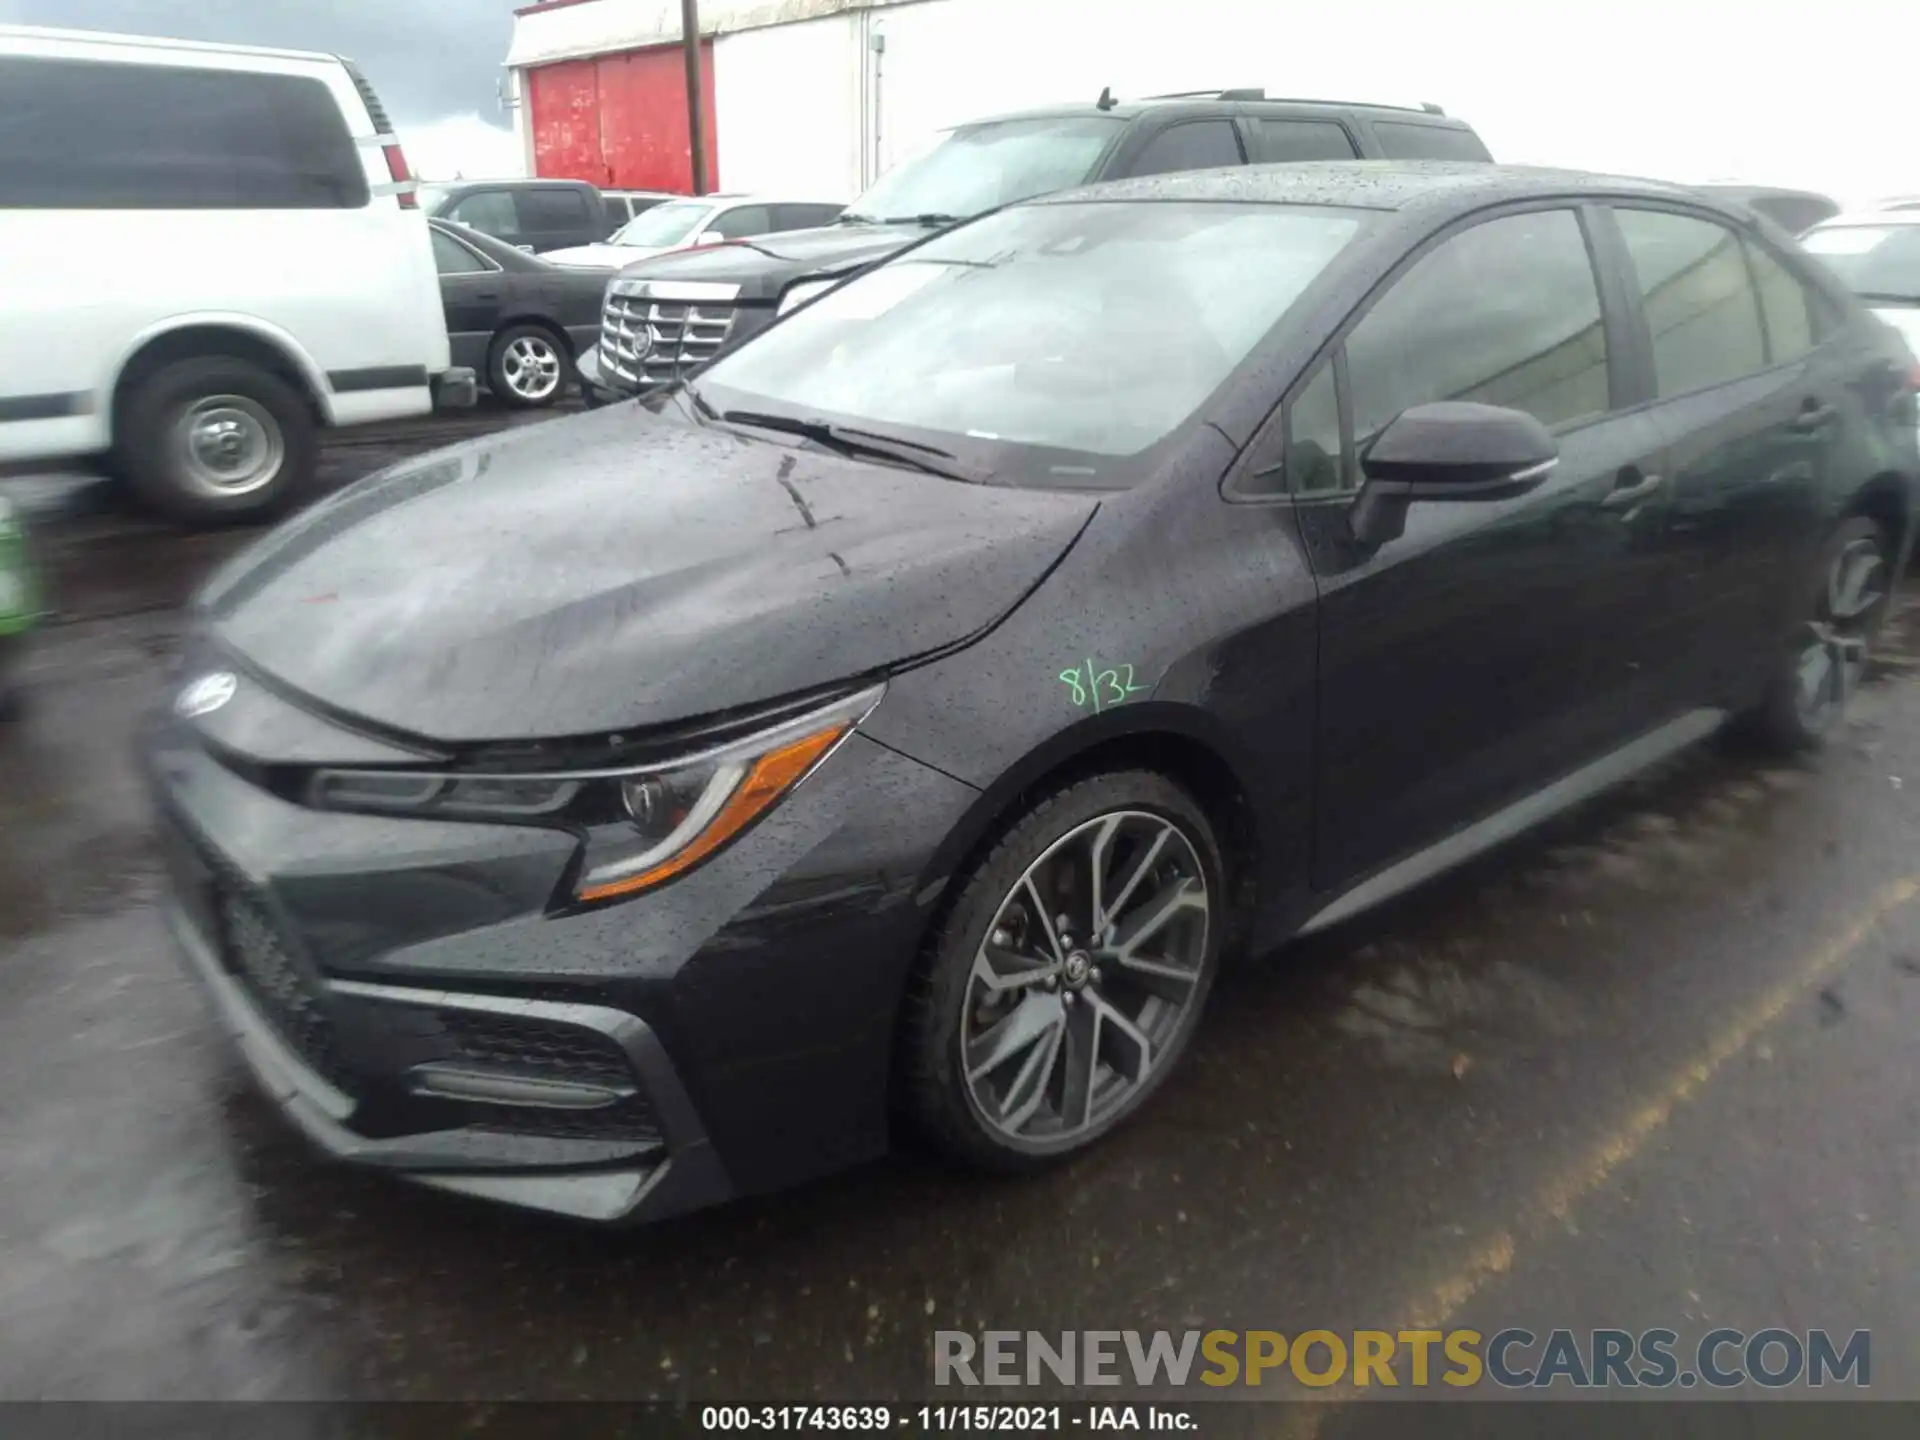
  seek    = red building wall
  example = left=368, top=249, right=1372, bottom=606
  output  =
left=526, top=42, right=718, bottom=193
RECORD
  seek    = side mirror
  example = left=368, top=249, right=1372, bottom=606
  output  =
left=1349, top=401, right=1557, bottom=546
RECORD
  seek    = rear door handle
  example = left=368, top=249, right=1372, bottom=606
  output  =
left=1791, top=401, right=1837, bottom=432
left=1600, top=470, right=1663, bottom=511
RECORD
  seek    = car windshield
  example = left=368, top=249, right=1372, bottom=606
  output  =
left=612, top=200, right=712, bottom=247
left=697, top=200, right=1365, bottom=485
left=845, top=117, right=1123, bottom=223
left=1802, top=224, right=1920, bottom=302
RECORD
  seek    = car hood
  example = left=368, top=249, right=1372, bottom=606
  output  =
left=612, top=222, right=936, bottom=302
left=197, top=403, right=1097, bottom=744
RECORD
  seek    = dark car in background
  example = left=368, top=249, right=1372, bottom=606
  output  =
left=581, top=88, right=1492, bottom=399
left=144, top=164, right=1916, bottom=1224
left=428, top=220, right=610, bottom=408
left=419, top=178, right=628, bottom=254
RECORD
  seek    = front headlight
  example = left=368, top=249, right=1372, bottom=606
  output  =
left=307, top=684, right=883, bottom=904
left=777, top=278, right=836, bottom=316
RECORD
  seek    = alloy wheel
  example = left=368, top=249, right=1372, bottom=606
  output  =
left=500, top=334, right=562, bottom=402
left=959, top=810, right=1210, bottom=1150
left=1793, top=533, right=1886, bottom=734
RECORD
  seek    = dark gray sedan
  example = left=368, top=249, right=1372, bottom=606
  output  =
left=428, top=220, right=612, bottom=409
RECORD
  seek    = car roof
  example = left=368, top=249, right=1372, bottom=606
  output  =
left=0, top=22, right=338, bottom=65
left=1813, top=208, right=1920, bottom=230
left=964, top=93, right=1475, bottom=128
left=1034, top=160, right=1715, bottom=216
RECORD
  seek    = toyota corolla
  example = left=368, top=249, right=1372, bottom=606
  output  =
left=143, top=164, right=1919, bottom=1222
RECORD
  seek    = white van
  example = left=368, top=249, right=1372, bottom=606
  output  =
left=0, top=26, right=474, bottom=524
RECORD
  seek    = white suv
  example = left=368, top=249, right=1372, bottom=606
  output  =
left=0, top=26, right=475, bottom=524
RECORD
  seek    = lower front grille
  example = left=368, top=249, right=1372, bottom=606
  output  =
left=599, top=292, right=736, bottom=391
left=437, top=1008, right=661, bottom=1143
left=217, top=888, right=354, bottom=1093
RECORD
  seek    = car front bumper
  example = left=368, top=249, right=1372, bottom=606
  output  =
left=141, top=698, right=979, bottom=1222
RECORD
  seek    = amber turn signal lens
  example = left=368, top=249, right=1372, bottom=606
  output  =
left=575, top=724, right=847, bottom=902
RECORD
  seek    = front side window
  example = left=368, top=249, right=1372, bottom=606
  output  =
left=1129, top=121, right=1245, bottom=178
left=1346, top=209, right=1609, bottom=453
left=0, top=56, right=367, bottom=209
left=848, top=117, right=1123, bottom=223
left=1615, top=208, right=1767, bottom=396
left=698, top=201, right=1366, bottom=485
left=611, top=200, right=712, bottom=247
left=448, top=191, right=518, bottom=238
left=1284, top=362, right=1346, bottom=496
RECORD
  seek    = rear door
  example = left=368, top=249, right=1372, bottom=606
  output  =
left=1605, top=205, right=1835, bottom=707
left=428, top=226, right=503, bottom=372
left=1260, top=205, right=1676, bottom=891
left=1246, top=116, right=1361, bottom=163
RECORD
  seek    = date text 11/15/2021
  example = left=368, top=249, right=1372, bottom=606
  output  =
left=700, top=1405, right=1197, bottom=1431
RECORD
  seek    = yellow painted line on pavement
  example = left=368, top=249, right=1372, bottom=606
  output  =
left=1282, top=873, right=1920, bottom=1439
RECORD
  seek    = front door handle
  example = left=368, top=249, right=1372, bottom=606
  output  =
left=1600, top=470, right=1663, bottom=511
left=1791, top=401, right=1837, bottom=432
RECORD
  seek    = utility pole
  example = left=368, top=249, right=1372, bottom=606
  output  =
left=679, top=0, right=707, bottom=195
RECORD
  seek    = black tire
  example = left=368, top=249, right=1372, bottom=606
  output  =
left=1734, top=514, right=1894, bottom=754
left=116, top=356, right=316, bottom=526
left=901, top=770, right=1225, bottom=1173
left=487, top=323, right=574, bottom=409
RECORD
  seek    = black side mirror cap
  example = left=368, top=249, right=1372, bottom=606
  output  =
left=1349, top=402, right=1558, bottom=546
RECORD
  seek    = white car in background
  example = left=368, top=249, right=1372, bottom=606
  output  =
left=1802, top=210, right=1920, bottom=359
left=542, top=194, right=844, bottom=269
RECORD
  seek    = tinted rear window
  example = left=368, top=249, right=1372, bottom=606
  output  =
left=1256, top=119, right=1358, bottom=162
left=0, top=56, right=368, bottom=210
left=517, top=188, right=593, bottom=227
left=1371, top=121, right=1492, bottom=162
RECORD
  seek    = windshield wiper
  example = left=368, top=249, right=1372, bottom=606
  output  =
left=877, top=212, right=970, bottom=228
left=718, top=408, right=991, bottom=484
left=1855, top=291, right=1920, bottom=307
left=833, top=211, right=883, bottom=225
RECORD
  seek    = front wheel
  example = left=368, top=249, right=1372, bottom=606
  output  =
left=116, top=357, right=316, bottom=525
left=488, top=324, right=572, bottom=409
left=901, top=771, right=1224, bottom=1172
left=1737, top=514, right=1893, bottom=752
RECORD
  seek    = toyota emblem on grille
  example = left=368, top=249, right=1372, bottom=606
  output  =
left=176, top=671, right=237, bottom=718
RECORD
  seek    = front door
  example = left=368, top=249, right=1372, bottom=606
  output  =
left=1290, top=205, right=1678, bottom=892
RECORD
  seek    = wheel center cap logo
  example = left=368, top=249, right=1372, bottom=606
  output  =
left=1062, top=950, right=1092, bottom=987
left=176, top=671, right=237, bottom=718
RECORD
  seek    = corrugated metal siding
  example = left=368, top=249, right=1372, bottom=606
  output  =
left=526, top=42, right=719, bottom=192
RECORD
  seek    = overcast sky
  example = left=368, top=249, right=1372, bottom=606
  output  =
left=0, top=0, right=521, bottom=125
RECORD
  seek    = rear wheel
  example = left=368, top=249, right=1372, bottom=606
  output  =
left=902, top=771, right=1224, bottom=1171
left=116, top=357, right=315, bottom=525
left=487, top=324, right=572, bottom=409
left=1737, top=515, right=1893, bottom=752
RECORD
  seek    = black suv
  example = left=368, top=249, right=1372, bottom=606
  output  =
left=418, top=178, right=625, bottom=254
left=580, top=88, right=1491, bottom=400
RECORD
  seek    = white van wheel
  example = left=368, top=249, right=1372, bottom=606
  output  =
left=118, top=357, right=316, bottom=525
